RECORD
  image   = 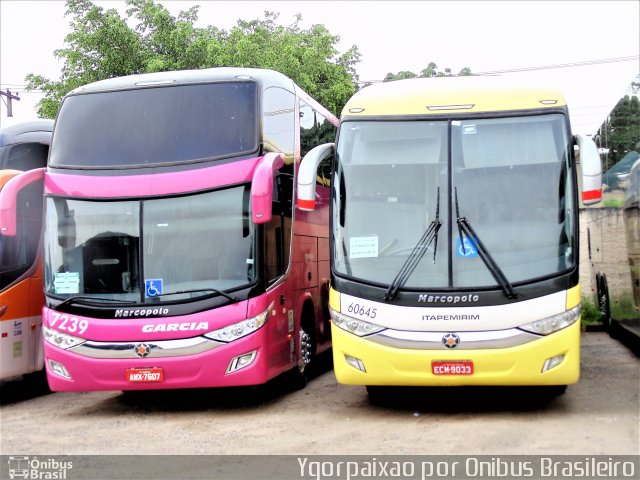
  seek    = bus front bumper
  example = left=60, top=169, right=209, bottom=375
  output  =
left=43, top=327, right=279, bottom=392
left=331, top=320, right=580, bottom=386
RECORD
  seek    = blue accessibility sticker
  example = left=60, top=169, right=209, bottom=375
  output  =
left=456, top=236, right=479, bottom=258
left=145, top=279, right=163, bottom=298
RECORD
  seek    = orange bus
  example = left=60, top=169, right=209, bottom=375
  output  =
left=0, top=120, right=53, bottom=381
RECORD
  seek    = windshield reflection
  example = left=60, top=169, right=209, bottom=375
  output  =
left=44, top=185, right=255, bottom=304
left=333, top=114, right=575, bottom=291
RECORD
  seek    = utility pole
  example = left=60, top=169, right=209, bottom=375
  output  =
left=0, top=89, right=21, bottom=117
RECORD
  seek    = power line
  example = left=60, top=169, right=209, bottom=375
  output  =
left=356, top=55, right=640, bottom=84
left=0, top=87, right=45, bottom=93
left=472, top=55, right=639, bottom=76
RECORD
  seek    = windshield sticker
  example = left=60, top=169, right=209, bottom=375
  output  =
left=350, top=236, right=379, bottom=259
left=457, top=236, right=479, bottom=258
left=54, top=272, right=80, bottom=294
left=145, top=279, right=164, bottom=298
left=463, top=125, right=477, bottom=135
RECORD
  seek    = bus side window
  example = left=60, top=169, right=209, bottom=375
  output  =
left=314, top=111, right=336, bottom=187
left=5, top=142, right=49, bottom=171
left=300, top=101, right=316, bottom=159
left=263, top=87, right=295, bottom=162
left=264, top=169, right=293, bottom=285
left=262, top=87, right=296, bottom=285
left=0, top=181, right=44, bottom=289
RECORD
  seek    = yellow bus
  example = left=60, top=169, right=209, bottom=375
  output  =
left=298, top=77, right=602, bottom=395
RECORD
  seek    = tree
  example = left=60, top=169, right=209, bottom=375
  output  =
left=25, top=0, right=360, bottom=117
left=596, top=93, right=640, bottom=172
left=384, top=62, right=472, bottom=82
left=383, top=71, right=417, bottom=82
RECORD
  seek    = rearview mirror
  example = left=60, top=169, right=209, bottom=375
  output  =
left=297, top=143, right=335, bottom=211
left=251, top=152, right=285, bottom=224
left=575, top=134, right=602, bottom=205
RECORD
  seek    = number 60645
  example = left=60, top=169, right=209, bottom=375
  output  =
left=347, top=303, right=377, bottom=319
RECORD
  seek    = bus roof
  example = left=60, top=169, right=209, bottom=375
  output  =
left=341, top=76, right=568, bottom=118
left=68, top=67, right=297, bottom=95
left=0, top=119, right=54, bottom=147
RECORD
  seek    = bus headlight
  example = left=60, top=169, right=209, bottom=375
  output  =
left=203, top=303, right=272, bottom=342
left=519, top=305, right=581, bottom=335
left=330, top=308, right=385, bottom=337
left=43, top=326, right=86, bottom=349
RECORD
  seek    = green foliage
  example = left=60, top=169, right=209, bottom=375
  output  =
left=580, top=296, right=602, bottom=327
left=25, top=0, right=360, bottom=117
left=602, top=198, right=624, bottom=208
left=581, top=293, right=639, bottom=328
left=383, top=71, right=417, bottom=82
left=611, top=293, right=639, bottom=321
left=384, top=62, right=472, bottom=82
left=596, top=90, right=640, bottom=172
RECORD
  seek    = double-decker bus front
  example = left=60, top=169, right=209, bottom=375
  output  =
left=324, top=78, right=601, bottom=389
left=38, top=70, right=333, bottom=391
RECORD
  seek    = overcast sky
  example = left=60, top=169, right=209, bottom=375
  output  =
left=1, top=0, right=638, bottom=133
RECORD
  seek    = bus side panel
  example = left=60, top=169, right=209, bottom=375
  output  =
left=28, top=267, right=44, bottom=372
left=0, top=279, right=42, bottom=379
left=331, top=319, right=580, bottom=386
left=263, top=281, right=298, bottom=379
left=624, top=205, right=640, bottom=307
left=317, top=237, right=331, bottom=346
left=294, top=184, right=331, bottom=351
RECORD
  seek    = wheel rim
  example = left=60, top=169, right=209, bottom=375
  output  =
left=297, top=329, right=312, bottom=373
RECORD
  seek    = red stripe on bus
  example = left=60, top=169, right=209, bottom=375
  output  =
left=582, top=189, right=602, bottom=201
left=298, top=199, right=316, bottom=210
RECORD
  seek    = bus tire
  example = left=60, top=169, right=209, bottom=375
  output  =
left=24, top=368, right=51, bottom=394
left=544, top=385, right=567, bottom=396
left=597, top=273, right=611, bottom=329
left=366, top=385, right=393, bottom=404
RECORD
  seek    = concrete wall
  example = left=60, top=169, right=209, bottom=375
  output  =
left=579, top=207, right=633, bottom=300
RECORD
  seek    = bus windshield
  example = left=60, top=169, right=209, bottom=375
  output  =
left=333, top=113, right=575, bottom=291
left=44, top=185, right=255, bottom=303
left=50, top=82, right=258, bottom=168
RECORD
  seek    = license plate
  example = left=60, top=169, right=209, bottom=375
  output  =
left=432, top=360, right=474, bottom=375
left=125, top=367, right=164, bottom=383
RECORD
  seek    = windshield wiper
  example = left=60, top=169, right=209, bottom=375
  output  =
left=385, top=187, right=442, bottom=301
left=55, top=295, right=137, bottom=309
left=454, top=188, right=517, bottom=299
left=155, top=288, right=239, bottom=302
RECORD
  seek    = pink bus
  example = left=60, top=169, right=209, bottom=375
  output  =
left=0, top=68, right=338, bottom=391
